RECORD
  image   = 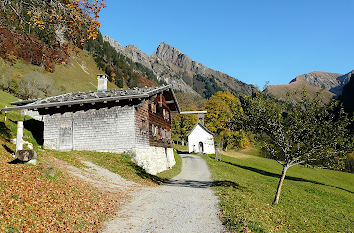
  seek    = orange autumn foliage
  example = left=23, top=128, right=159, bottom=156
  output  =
left=0, top=145, right=120, bottom=232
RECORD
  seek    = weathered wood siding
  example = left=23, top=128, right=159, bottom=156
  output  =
left=134, top=100, right=150, bottom=148
left=148, top=94, right=172, bottom=148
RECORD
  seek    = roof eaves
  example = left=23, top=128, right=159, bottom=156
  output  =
left=145, top=85, right=180, bottom=113
left=1, top=93, right=149, bottom=112
left=187, top=122, right=213, bottom=136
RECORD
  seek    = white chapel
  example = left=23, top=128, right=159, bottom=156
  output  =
left=187, top=122, right=215, bottom=154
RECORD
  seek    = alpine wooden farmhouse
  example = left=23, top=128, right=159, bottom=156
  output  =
left=2, top=75, right=180, bottom=174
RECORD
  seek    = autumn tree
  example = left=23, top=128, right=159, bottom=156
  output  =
left=171, top=92, right=204, bottom=144
left=172, top=114, right=198, bottom=145
left=0, top=0, right=105, bottom=47
left=240, top=92, right=354, bottom=204
left=205, top=91, right=248, bottom=150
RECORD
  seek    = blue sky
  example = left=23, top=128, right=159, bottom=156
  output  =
left=99, top=0, right=354, bottom=88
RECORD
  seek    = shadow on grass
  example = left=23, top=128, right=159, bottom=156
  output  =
left=128, top=157, right=239, bottom=189
left=176, top=149, right=189, bottom=154
left=221, top=159, right=353, bottom=194
left=2, top=144, right=14, bottom=154
left=165, top=179, right=240, bottom=189
left=9, top=119, right=44, bottom=145
left=24, top=119, right=43, bottom=145
left=8, top=158, right=26, bottom=164
left=128, top=162, right=167, bottom=185
left=0, top=122, right=11, bottom=139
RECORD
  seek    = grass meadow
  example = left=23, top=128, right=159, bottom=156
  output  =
left=203, top=150, right=353, bottom=232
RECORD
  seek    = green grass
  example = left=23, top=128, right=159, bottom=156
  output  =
left=0, top=49, right=117, bottom=94
left=40, top=150, right=166, bottom=186
left=0, top=90, right=39, bottom=149
left=202, top=152, right=354, bottom=232
left=172, top=144, right=189, bottom=152
left=42, top=149, right=183, bottom=185
left=156, top=150, right=182, bottom=180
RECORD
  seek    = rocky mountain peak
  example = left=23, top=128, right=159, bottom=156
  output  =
left=103, top=35, right=152, bottom=70
left=152, top=41, right=190, bottom=69
left=104, top=36, right=256, bottom=98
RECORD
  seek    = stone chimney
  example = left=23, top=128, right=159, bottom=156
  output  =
left=97, top=74, right=108, bottom=92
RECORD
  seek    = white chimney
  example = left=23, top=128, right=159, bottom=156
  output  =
left=97, top=74, right=108, bottom=92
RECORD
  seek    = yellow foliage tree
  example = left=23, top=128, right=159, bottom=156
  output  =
left=205, top=91, right=248, bottom=150
left=1, top=0, right=105, bottom=47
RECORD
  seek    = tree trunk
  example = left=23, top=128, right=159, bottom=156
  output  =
left=273, top=166, right=288, bottom=204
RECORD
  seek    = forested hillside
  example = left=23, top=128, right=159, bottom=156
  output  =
left=84, top=33, right=163, bottom=88
left=0, top=1, right=165, bottom=100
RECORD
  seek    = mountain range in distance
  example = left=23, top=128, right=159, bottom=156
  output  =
left=103, top=35, right=257, bottom=99
left=265, top=70, right=353, bottom=102
left=103, top=35, right=352, bottom=103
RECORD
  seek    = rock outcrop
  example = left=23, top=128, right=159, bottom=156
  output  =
left=151, top=42, right=256, bottom=97
left=102, top=35, right=153, bottom=70
left=103, top=36, right=256, bottom=99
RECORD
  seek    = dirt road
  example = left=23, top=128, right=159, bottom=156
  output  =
left=103, top=153, right=224, bottom=233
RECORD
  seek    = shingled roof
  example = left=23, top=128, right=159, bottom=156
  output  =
left=1, top=85, right=180, bottom=113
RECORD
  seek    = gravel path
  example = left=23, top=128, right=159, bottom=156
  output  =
left=103, top=153, right=225, bottom=233
left=49, top=158, right=138, bottom=193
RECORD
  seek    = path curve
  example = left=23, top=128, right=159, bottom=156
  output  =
left=103, top=153, right=225, bottom=233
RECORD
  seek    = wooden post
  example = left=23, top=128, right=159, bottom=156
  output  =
left=159, top=94, right=163, bottom=107
left=16, top=121, right=24, bottom=153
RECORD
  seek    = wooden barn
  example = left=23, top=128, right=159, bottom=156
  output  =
left=2, top=75, right=180, bottom=174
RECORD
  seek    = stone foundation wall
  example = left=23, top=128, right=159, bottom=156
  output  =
left=132, top=147, right=176, bottom=175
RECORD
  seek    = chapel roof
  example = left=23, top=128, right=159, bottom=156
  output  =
left=187, top=122, right=213, bottom=137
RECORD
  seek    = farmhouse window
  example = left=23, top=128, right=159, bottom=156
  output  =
left=152, top=124, right=155, bottom=136
left=151, top=103, right=156, bottom=113
left=155, top=126, right=158, bottom=136
left=140, top=119, right=147, bottom=132
left=162, top=109, right=170, bottom=121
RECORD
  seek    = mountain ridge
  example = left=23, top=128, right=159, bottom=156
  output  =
left=103, top=35, right=256, bottom=98
left=289, top=71, right=351, bottom=96
left=265, top=70, right=353, bottom=102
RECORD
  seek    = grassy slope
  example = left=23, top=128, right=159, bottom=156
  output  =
left=266, top=80, right=334, bottom=103
left=0, top=90, right=39, bottom=148
left=203, top=152, right=354, bottom=232
left=42, top=149, right=183, bottom=185
left=41, top=149, right=165, bottom=186
left=173, top=144, right=189, bottom=152
left=0, top=49, right=117, bottom=94
left=156, top=150, right=182, bottom=180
